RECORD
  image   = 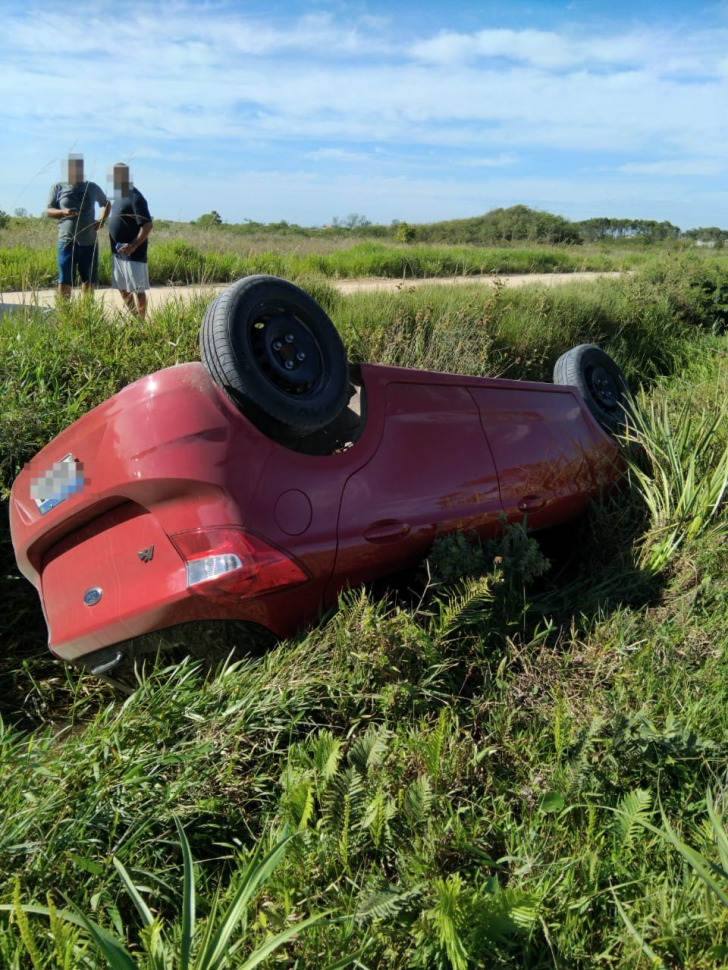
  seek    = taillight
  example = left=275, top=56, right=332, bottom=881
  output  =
left=170, top=527, right=307, bottom=599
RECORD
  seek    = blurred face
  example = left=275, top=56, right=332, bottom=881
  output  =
left=63, top=154, right=84, bottom=184
left=108, top=164, right=132, bottom=200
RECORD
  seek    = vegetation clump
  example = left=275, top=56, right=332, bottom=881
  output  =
left=416, top=205, right=584, bottom=246
left=194, top=209, right=223, bottom=228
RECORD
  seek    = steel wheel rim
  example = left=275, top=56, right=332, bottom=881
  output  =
left=247, top=310, right=325, bottom=395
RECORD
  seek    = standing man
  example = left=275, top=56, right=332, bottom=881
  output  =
left=108, top=163, right=153, bottom=319
left=46, top=154, right=110, bottom=300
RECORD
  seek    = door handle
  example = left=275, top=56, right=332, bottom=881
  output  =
left=363, top=520, right=411, bottom=543
left=517, top=496, right=546, bottom=512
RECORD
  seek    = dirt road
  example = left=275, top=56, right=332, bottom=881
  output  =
left=334, top=270, right=620, bottom=294
left=0, top=271, right=621, bottom=317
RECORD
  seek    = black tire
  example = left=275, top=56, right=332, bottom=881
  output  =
left=553, top=344, right=632, bottom=435
left=200, top=275, right=349, bottom=439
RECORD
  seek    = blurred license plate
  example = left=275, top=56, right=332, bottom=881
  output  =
left=32, top=453, right=84, bottom=515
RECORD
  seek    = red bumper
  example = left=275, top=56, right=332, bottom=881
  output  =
left=9, top=363, right=278, bottom=660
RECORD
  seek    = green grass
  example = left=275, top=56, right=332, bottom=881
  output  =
left=0, top=238, right=632, bottom=291
left=5, top=214, right=728, bottom=292
left=2, top=823, right=363, bottom=970
left=3, top=257, right=728, bottom=967
left=1, top=230, right=654, bottom=291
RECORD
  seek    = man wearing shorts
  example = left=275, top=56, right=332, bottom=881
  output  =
left=108, top=163, right=153, bottom=319
left=46, top=154, right=110, bottom=300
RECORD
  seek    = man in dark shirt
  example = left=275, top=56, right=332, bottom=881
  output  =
left=108, top=163, right=153, bottom=319
left=46, top=154, right=110, bottom=300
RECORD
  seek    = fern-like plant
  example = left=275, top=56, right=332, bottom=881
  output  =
left=614, top=788, right=653, bottom=851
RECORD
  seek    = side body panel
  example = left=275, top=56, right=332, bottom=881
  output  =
left=240, top=376, right=386, bottom=635
left=469, top=385, right=620, bottom=529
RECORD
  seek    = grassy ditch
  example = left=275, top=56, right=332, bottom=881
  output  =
left=2, top=258, right=728, bottom=966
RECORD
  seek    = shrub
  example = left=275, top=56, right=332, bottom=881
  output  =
left=195, top=210, right=223, bottom=228
left=395, top=222, right=416, bottom=244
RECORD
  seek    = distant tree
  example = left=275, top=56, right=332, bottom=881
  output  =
left=578, top=217, right=612, bottom=241
left=395, top=221, right=416, bottom=243
left=683, top=226, right=728, bottom=248
left=332, top=213, right=371, bottom=230
left=0, top=209, right=9, bottom=229
left=530, top=209, right=581, bottom=245
left=349, top=213, right=371, bottom=229
left=195, top=210, right=223, bottom=228
left=13, top=207, right=28, bottom=218
left=577, top=216, right=681, bottom=243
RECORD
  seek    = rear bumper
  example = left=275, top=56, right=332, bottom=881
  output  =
left=39, top=500, right=203, bottom=661
left=9, top=363, right=281, bottom=660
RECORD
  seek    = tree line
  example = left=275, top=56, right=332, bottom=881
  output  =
left=3, top=204, right=727, bottom=247
left=188, top=205, right=728, bottom=247
left=415, top=207, right=728, bottom=247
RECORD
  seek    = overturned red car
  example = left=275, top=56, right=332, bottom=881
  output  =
left=9, top=276, right=631, bottom=678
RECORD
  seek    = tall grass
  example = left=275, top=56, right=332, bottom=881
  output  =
left=3, top=548, right=728, bottom=964
left=3, top=824, right=362, bottom=970
left=335, top=269, right=701, bottom=382
left=627, top=400, right=728, bottom=575
left=1, top=238, right=645, bottom=291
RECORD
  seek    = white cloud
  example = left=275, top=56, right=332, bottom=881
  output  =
left=408, top=27, right=656, bottom=70
left=4, top=4, right=391, bottom=62
left=619, top=159, right=726, bottom=176
left=3, top=21, right=726, bottom=159
left=305, top=148, right=370, bottom=161
left=456, top=154, right=518, bottom=168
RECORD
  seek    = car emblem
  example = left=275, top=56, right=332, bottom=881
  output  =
left=83, top=587, right=103, bottom=606
left=138, top=545, right=155, bottom=562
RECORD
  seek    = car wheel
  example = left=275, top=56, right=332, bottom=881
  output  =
left=553, top=344, right=632, bottom=435
left=200, top=275, right=349, bottom=439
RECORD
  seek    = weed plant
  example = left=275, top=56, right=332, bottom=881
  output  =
left=3, top=258, right=728, bottom=966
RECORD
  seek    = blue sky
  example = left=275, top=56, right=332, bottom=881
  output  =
left=2, top=0, right=728, bottom=229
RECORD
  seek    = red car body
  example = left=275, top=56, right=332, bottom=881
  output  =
left=10, top=360, right=620, bottom=667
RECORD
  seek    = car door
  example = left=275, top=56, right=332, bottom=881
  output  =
left=328, top=379, right=502, bottom=597
left=469, top=382, right=614, bottom=530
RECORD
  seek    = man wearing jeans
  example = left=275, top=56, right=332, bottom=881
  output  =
left=46, top=154, right=110, bottom=300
